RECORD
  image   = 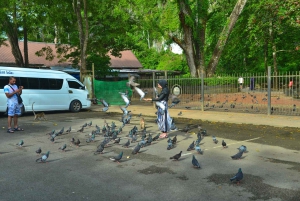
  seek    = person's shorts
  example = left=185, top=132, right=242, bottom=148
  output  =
left=7, top=103, right=22, bottom=116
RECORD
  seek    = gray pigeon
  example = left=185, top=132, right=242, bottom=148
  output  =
left=132, top=144, right=141, bottom=154
left=187, top=141, right=195, bottom=151
left=127, top=75, right=140, bottom=87
left=170, top=151, right=182, bottom=161
left=120, top=106, right=131, bottom=116
left=36, top=151, right=50, bottom=163
left=59, top=144, right=67, bottom=152
left=77, top=127, right=84, bottom=132
left=192, top=155, right=201, bottom=168
left=230, top=168, right=243, bottom=184
left=134, top=87, right=147, bottom=101
left=110, top=151, right=123, bottom=163
left=231, top=151, right=243, bottom=160
left=237, top=145, right=247, bottom=153
left=66, top=126, right=71, bottom=133
left=122, top=139, right=130, bottom=148
left=94, top=144, right=104, bottom=154
left=16, top=140, right=24, bottom=147
left=35, top=147, right=42, bottom=155
left=102, top=107, right=109, bottom=112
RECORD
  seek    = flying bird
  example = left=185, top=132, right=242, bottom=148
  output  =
left=119, top=92, right=130, bottom=108
left=134, top=87, right=147, bottom=101
left=230, top=168, right=243, bottom=184
left=127, top=75, right=139, bottom=87
left=170, top=151, right=182, bottom=161
left=169, top=95, right=181, bottom=108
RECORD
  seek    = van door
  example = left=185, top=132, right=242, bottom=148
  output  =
left=67, top=79, right=89, bottom=112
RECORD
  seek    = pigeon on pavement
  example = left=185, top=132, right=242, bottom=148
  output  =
left=170, top=151, right=182, bottom=161
left=230, top=168, right=243, bottom=184
left=192, top=155, right=201, bottom=168
left=110, top=151, right=123, bottom=163
left=36, top=151, right=50, bottom=163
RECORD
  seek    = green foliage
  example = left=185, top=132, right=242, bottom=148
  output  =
left=86, top=53, right=117, bottom=77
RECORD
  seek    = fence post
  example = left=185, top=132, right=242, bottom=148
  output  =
left=152, top=71, right=156, bottom=109
left=201, top=69, right=204, bottom=111
left=267, top=66, right=271, bottom=115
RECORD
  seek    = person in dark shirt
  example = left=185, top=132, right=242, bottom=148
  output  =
left=144, top=80, right=172, bottom=138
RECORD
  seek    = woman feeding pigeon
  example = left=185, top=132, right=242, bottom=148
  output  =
left=144, top=80, right=172, bottom=138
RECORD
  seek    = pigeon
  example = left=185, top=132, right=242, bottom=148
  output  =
left=82, top=123, right=88, bottom=128
left=187, top=141, right=195, bottom=151
left=231, top=150, right=243, bottom=160
left=119, top=92, right=130, bottom=108
left=36, top=151, right=50, bottom=163
left=212, top=136, right=218, bottom=144
left=195, top=142, right=203, bottom=154
left=58, top=127, right=64, bottom=135
left=94, top=144, right=104, bottom=154
left=102, top=107, right=109, bottom=112
left=201, top=129, right=208, bottom=136
left=100, top=99, right=109, bottom=107
left=237, top=145, right=247, bottom=153
left=167, top=140, right=173, bottom=150
left=46, top=130, right=55, bottom=136
left=66, top=127, right=71, bottom=133
left=87, top=121, right=92, bottom=127
left=35, top=147, right=42, bottom=155
left=100, top=138, right=110, bottom=147
left=293, top=104, right=296, bottom=112
left=170, top=151, right=182, bottom=161
left=114, top=137, right=121, bottom=144
left=172, top=135, right=177, bottom=144
left=156, top=102, right=166, bottom=115
left=16, top=140, right=24, bottom=147
left=77, top=127, right=84, bottom=132
left=132, top=144, right=141, bottom=154
left=50, top=137, right=55, bottom=143
left=110, top=151, right=123, bottom=163
left=192, top=155, right=201, bottom=168
left=182, top=125, right=190, bottom=133
left=74, top=139, right=81, bottom=147
left=134, top=87, right=147, bottom=101
left=137, top=113, right=142, bottom=117
left=152, top=133, right=160, bottom=141
left=86, top=133, right=95, bottom=143
left=230, top=168, right=243, bottom=184
left=178, top=111, right=182, bottom=116
left=127, top=75, right=139, bottom=87
left=222, top=140, right=227, bottom=148
left=131, top=134, right=137, bottom=143
left=120, top=106, right=131, bottom=116
left=122, top=139, right=130, bottom=148
left=169, top=95, right=181, bottom=108
left=59, top=144, right=67, bottom=152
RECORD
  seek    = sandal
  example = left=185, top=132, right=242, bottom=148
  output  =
left=14, top=127, right=24, bottom=131
left=7, top=128, right=14, bottom=133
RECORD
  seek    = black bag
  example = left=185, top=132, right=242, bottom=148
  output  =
left=9, top=85, right=23, bottom=104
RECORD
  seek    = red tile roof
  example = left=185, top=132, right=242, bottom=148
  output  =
left=0, top=41, right=142, bottom=69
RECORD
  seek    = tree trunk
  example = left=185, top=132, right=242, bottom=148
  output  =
left=173, top=0, right=197, bottom=77
left=207, top=0, right=248, bottom=76
left=264, top=38, right=268, bottom=74
left=3, top=17, right=24, bottom=67
left=73, top=0, right=89, bottom=81
left=23, top=20, right=29, bottom=67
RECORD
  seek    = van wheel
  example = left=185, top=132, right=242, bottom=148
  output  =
left=70, top=100, right=81, bottom=112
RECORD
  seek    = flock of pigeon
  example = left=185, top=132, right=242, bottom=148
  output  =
left=14, top=75, right=244, bottom=185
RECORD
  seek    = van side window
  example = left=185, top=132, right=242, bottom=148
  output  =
left=49, top=79, right=63, bottom=90
left=19, top=77, right=29, bottom=89
left=68, top=81, right=84, bottom=89
left=39, top=78, right=49, bottom=89
left=28, top=78, right=40, bottom=89
left=0, top=77, right=9, bottom=88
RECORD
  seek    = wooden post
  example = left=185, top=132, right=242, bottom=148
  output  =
left=92, top=63, right=95, bottom=98
left=153, top=71, right=156, bottom=108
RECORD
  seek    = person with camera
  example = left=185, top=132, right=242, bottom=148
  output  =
left=4, top=76, right=24, bottom=133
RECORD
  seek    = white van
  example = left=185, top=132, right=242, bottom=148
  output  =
left=0, top=67, right=91, bottom=114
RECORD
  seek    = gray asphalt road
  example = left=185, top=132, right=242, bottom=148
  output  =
left=0, top=110, right=299, bottom=201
